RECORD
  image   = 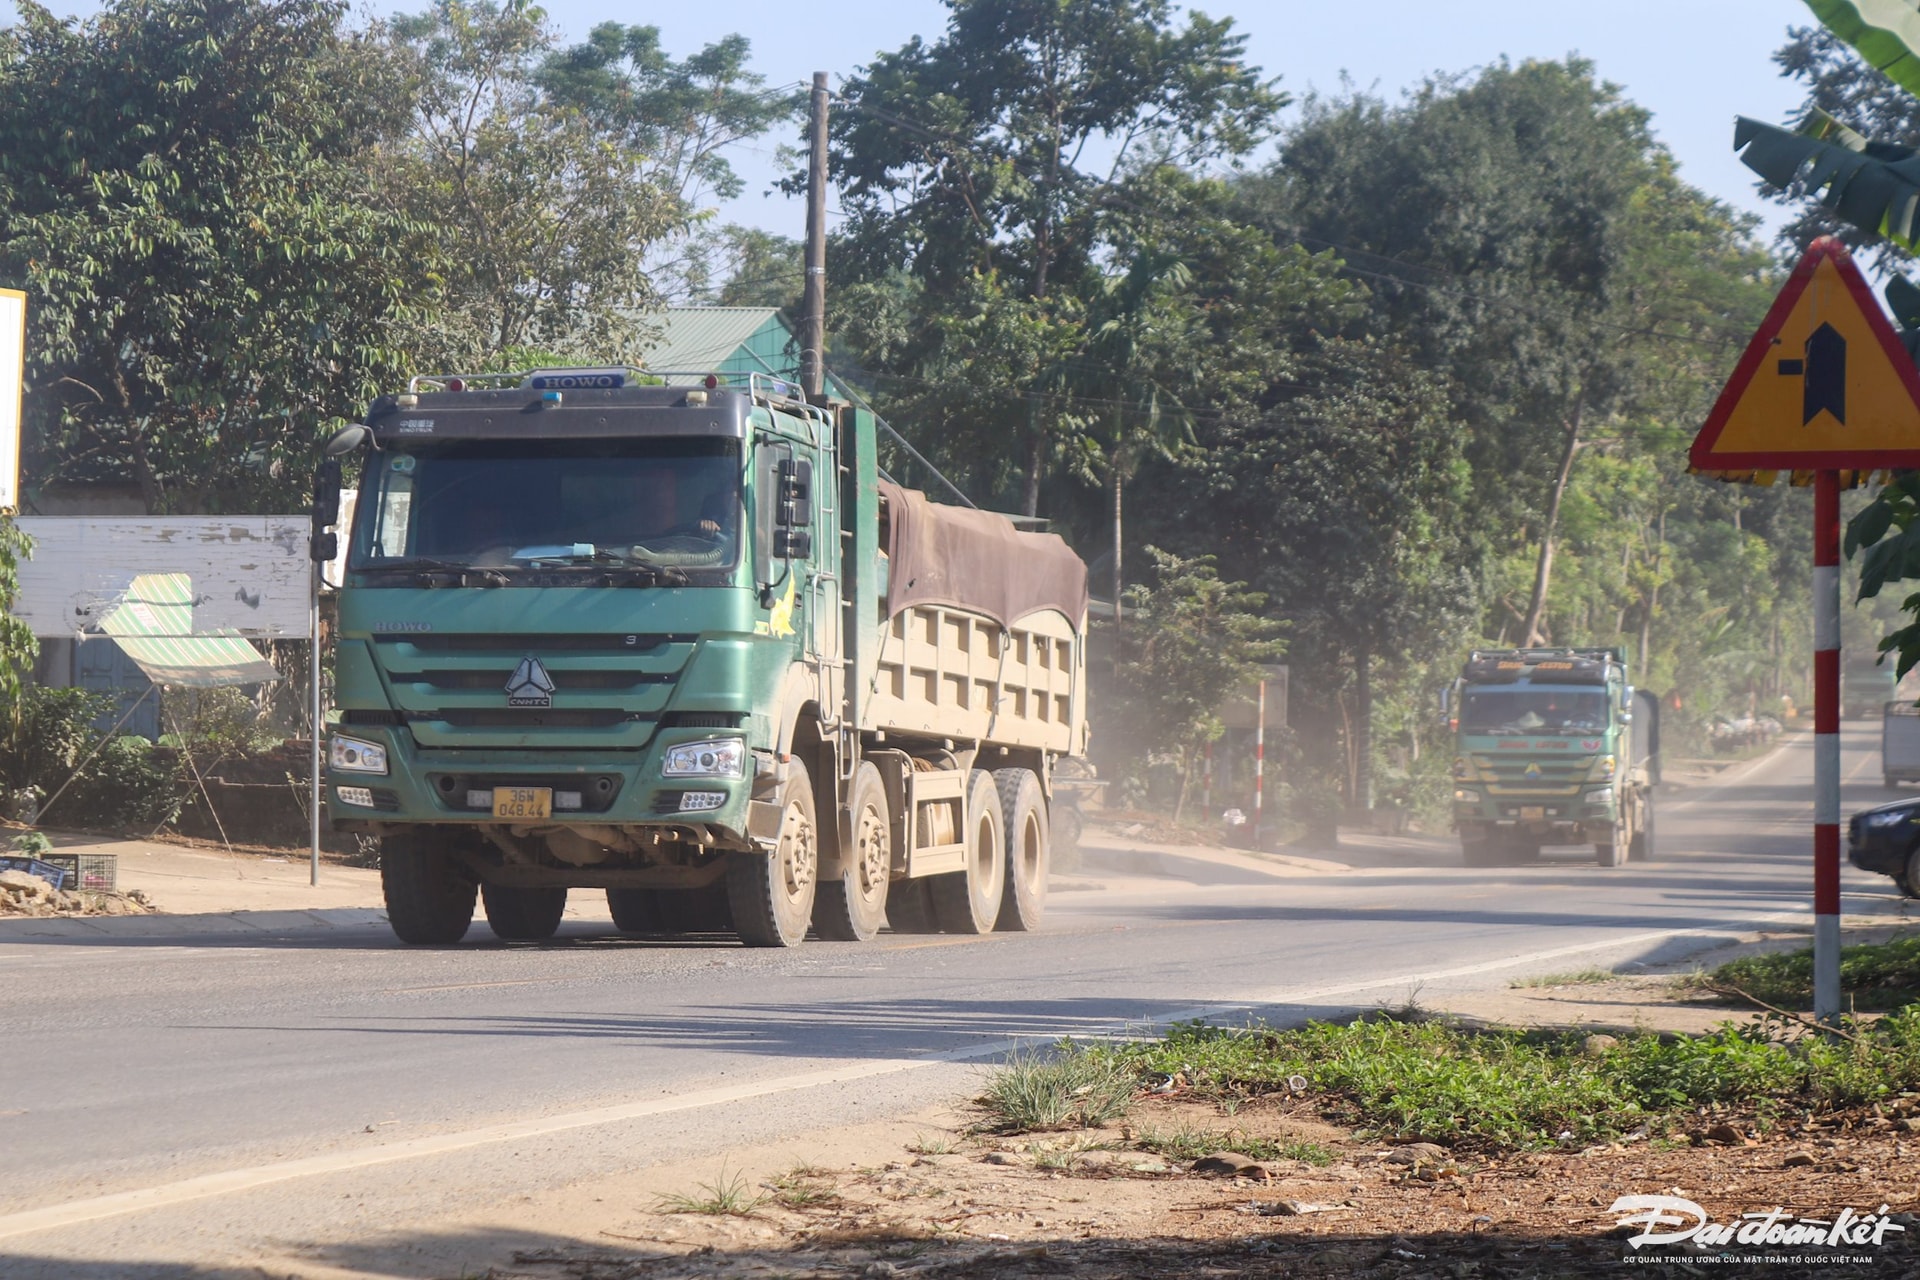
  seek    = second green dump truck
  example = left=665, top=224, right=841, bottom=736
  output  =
left=317, top=370, right=1089, bottom=947
left=1445, top=647, right=1659, bottom=867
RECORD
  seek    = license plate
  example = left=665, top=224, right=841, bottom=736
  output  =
left=1520, top=806, right=1545, bottom=821
left=493, top=786, right=552, bottom=820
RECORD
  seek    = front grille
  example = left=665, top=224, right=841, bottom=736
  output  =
left=401, top=668, right=672, bottom=692
left=418, top=709, right=647, bottom=728
left=400, top=633, right=697, bottom=652
left=661, top=711, right=746, bottom=729
left=340, top=709, right=403, bottom=726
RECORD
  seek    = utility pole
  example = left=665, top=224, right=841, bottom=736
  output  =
left=800, top=71, right=830, bottom=404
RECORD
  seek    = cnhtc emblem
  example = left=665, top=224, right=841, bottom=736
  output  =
left=505, top=656, right=555, bottom=708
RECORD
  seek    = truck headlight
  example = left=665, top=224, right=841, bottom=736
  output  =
left=329, top=735, right=388, bottom=775
left=1586, top=786, right=1614, bottom=807
left=661, top=738, right=745, bottom=778
left=1453, top=789, right=1476, bottom=803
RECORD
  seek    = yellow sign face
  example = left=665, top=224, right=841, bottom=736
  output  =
left=1691, top=238, right=1920, bottom=470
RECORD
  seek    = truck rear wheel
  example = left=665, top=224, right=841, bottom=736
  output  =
left=993, top=767, right=1047, bottom=932
left=381, top=831, right=476, bottom=945
left=728, top=755, right=818, bottom=947
left=607, top=888, right=662, bottom=935
left=814, top=762, right=891, bottom=942
left=930, top=770, right=1006, bottom=934
left=885, top=878, right=939, bottom=933
left=482, top=884, right=567, bottom=941
left=1628, top=801, right=1655, bottom=862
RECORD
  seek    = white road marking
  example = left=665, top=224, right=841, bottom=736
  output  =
left=0, top=901, right=1814, bottom=1243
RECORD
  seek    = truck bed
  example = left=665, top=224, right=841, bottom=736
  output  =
left=865, top=604, right=1085, bottom=754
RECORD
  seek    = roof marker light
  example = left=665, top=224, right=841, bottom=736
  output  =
left=704, top=374, right=719, bottom=389
left=540, top=390, right=562, bottom=406
left=445, top=377, right=465, bottom=392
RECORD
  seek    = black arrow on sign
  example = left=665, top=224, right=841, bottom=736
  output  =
left=1803, top=323, right=1846, bottom=425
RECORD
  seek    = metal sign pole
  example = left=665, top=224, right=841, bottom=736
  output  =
left=1814, top=470, right=1842, bottom=1022
left=1253, top=679, right=1266, bottom=845
left=309, top=559, right=321, bottom=888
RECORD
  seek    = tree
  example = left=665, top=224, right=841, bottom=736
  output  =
left=382, top=1, right=685, bottom=365
left=827, top=0, right=1285, bottom=514
left=0, top=0, right=426, bottom=513
left=1107, top=548, right=1283, bottom=822
left=1249, top=59, right=1764, bottom=652
left=0, top=518, right=35, bottom=703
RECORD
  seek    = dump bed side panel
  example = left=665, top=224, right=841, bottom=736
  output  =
left=865, top=604, right=1085, bottom=753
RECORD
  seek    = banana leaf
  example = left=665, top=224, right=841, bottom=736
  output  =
left=1805, top=0, right=1920, bottom=100
left=1736, top=112, right=1920, bottom=249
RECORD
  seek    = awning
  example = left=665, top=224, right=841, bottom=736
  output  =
left=99, top=573, right=282, bottom=688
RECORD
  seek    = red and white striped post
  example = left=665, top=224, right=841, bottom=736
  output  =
left=1252, top=678, right=1266, bottom=845
left=1814, top=470, right=1843, bottom=1023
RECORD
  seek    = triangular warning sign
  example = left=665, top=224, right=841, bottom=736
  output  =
left=1691, top=237, right=1920, bottom=470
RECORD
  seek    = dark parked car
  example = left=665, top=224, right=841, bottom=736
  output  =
left=1848, top=796, right=1920, bottom=896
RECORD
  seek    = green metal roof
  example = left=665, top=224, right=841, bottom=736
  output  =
left=101, top=573, right=282, bottom=688
left=640, top=307, right=856, bottom=398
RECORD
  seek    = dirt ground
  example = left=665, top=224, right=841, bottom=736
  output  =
left=438, top=955, right=1920, bottom=1280
left=448, top=1080, right=1920, bottom=1280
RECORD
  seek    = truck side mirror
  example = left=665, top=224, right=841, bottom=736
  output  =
left=779, top=458, right=812, bottom=527
left=310, top=459, right=342, bottom=563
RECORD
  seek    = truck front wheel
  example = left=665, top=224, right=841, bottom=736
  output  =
left=728, top=755, right=818, bottom=947
left=381, top=831, right=477, bottom=945
left=814, top=762, right=891, bottom=942
left=1594, top=824, right=1627, bottom=868
left=482, top=884, right=567, bottom=941
left=1628, top=800, right=1655, bottom=862
left=930, top=771, right=1006, bottom=934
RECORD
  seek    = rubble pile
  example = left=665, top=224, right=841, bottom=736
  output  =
left=0, top=868, right=152, bottom=917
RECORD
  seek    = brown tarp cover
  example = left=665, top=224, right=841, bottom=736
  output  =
left=879, top=481, right=1089, bottom=631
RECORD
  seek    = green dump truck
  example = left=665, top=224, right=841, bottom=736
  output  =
left=315, top=370, right=1089, bottom=947
left=1444, top=647, right=1659, bottom=867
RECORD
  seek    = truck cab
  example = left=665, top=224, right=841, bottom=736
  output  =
left=319, top=368, right=1089, bottom=948
left=1447, top=648, right=1657, bottom=867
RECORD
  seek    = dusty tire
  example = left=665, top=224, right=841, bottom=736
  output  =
left=607, top=888, right=663, bottom=935
left=728, top=755, right=818, bottom=947
left=814, top=762, right=892, bottom=942
left=1461, top=836, right=1502, bottom=867
left=1595, top=827, right=1627, bottom=868
left=381, top=831, right=476, bottom=945
left=993, top=768, right=1047, bottom=932
left=1902, top=846, right=1920, bottom=900
left=885, top=877, right=939, bottom=934
left=482, top=884, right=568, bottom=941
left=1051, top=803, right=1084, bottom=873
left=930, top=770, right=1006, bottom=934
left=1628, top=803, right=1655, bottom=862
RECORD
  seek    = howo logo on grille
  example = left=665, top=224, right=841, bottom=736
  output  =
left=1524, top=761, right=1543, bottom=780
left=505, top=656, right=555, bottom=708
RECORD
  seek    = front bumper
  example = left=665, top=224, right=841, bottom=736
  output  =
left=1848, top=823, right=1911, bottom=877
left=324, top=723, right=760, bottom=836
left=1452, top=786, right=1616, bottom=835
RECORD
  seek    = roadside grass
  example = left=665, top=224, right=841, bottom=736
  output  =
left=655, top=1165, right=768, bottom=1217
left=1686, top=932, right=1920, bottom=1011
left=978, top=1044, right=1136, bottom=1131
left=978, top=1010, right=1920, bottom=1155
left=1510, top=967, right=1616, bottom=989
left=1132, top=1124, right=1334, bottom=1166
left=765, top=1166, right=841, bottom=1210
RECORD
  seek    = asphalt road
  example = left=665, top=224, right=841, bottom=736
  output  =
left=0, top=722, right=1910, bottom=1277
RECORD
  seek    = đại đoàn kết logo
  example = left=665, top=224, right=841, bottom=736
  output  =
left=1609, top=1194, right=1905, bottom=1257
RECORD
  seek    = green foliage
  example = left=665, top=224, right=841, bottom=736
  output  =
left=11, top=829, right=48, bottom=856
left=0, top=686, right=182, bottom=829
left=0, top=517, right=35, bottom=703
left=0, top=0, right=426, bottom=512
left=1104, top=549, right=1282, bottom=819
left=1006, top=1013, right=1920, bottom=1154
left=158, top=688, right=282, bottom=766
left=1705, top=931, right=1920, bottom=1011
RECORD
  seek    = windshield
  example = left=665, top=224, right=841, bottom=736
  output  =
left=1460, top=689, right=1608, bottom=735
left=350, top=438, right=740, bottom=576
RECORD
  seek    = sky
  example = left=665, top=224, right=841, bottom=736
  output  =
left=1, top=0, right=1825, bottom=245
